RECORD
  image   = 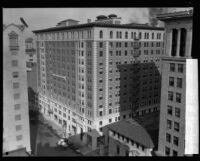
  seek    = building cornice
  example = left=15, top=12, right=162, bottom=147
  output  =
left=33, top=23, right=164, bottom=34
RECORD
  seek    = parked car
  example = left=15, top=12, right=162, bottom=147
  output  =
left=57, top=139, right=68, bottom=148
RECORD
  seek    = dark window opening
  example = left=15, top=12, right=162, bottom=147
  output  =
left=171, top=29, right=178, bottom=56
left=179, top=28, right=187, bottom=57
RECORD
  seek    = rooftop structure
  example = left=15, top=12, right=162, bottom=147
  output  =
left=105, top=119, right=154, bottom=148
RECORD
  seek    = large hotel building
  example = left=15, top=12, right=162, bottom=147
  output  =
left=3, top=23, right=31, bottom=154
left=157, top=10, right=199, bottom=156
left=33, top=15, right=164, bottom=149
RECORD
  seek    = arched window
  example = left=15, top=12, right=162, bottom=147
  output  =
left=8, top=31, right=19, bottom=50
left=99, top=30, right=103, bottom=39
left=110, top=31, right=113, bottom=39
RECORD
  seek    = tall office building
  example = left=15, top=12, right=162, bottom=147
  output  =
left=3, top=23, right=31, bottom=154
left=157, top=10, right=199, bottom=156
left=33, top=15, right=164, bottom=149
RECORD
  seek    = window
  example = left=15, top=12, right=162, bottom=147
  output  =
left=174, top=122, right=180, bottom=132
left=167, top=106, right=173, bottom=115
left=15, top=114, right=21, bottom=121
left=117, top=145, right=120, bottom=155
left=152, top=33, right=154, bottom=39
left=109, top=109, right=112, bottom=114
left=13, top=82, right=19, bottom=89
left=173, top=150, right=178, bottom=156
left=169, top=77, right=174, bottom=86
left=179, top=28, right=187, bottom=57
left=99, top=121, right=102, bottom=125
left=124, top=50, right=127, bottom=56
left=175, top=108, right=180, bottom=118
left=110, top=31, right=113, bottom=39
left=139, top=32, right=142, bottom=39
left=14, top=93, right=20, bottom=99
left=170, top=63, right=175, bottom=72
left=109, top=118, right=112, bottom=123
left=125, top=42, right=128, bottom=47
left=99, top=111, right=103, bottom=116
left=167, top=119, right=172, bottom=129
left=16, top=125, right=22, bottom=131
left=14, top=104, right=20, bottom=110
left=166, top=133, right=171, bottom=143
left=13, top=72, right=19, bottom=78
left=177, top=78, right=182, bottom=88
left=99, top=42, right=103, bottom=48
left=176, top=93, right=181, bottom=103
left=16, top=135, right=23, bottom=141
left=178, top=64, right=183, bottom=73
left=12, top=60, right=18, bottom=67
left=99, top=30, right=103, bottom=39
left=125, top=32, right=128, bottom=39
left=99, top=51, right=103, bottom=57
left=168, top=91, right=173, bottom=101
left=173, top=136, right=179, bottom=146
left=165, top=147, right=170, bottom=155
left=8, top=31, right=19, bottom=49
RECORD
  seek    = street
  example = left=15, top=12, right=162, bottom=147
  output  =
left=30, top=112, right=82, bottom=156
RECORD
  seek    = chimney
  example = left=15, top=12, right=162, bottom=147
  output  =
left=87, top=19, right=91, bottom=23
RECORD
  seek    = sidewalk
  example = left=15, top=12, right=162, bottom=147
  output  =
left=68, top=134, right=93, bottom=155
left=38, top=113, right=97, bottom=156
left=38, top=114, right=63, bottom=138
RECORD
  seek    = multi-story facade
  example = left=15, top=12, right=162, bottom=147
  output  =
left=25, top=37, right=37, bottom=71
left=157, top=10, right=199, bottom=156
left=102, top=119, right=154, bottom=156
left=3, top=23, right=31, bottom=154
left=33, top=16, right=164, bottom=149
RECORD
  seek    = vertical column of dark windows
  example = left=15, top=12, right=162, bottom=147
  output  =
left=171, top=29, right=178, bottom=56
left=179, top=28, right=187, bottom=57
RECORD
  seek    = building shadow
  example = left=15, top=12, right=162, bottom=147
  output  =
left=116, top=60, right=161, bottom=151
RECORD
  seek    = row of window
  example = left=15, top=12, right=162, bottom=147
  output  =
left=170, top=63, right=184, bottom=73
left=37, top=30, right=92, bottom=41
left=106, top=49, right=163, bottom=57
left=100, top=30, right=163, bottom=40
left=167, top=119, right=180, bottom=132
left=165, top=146, right=178, bottom=156
left=167, top=106, right=180, bottom=117
left=169, top=77, right=182, bottom=88
left=168, top=91, right=182, bottom=103
left=166, top=133, right=179, bottom=147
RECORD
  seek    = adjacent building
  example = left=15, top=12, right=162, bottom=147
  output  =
left=102, top=119, right=154, bottom=156
left=25, top=37, right=37, bottom=71
left=3, top=23, right=31, bottom=154
left=33, top=15, right=164, bottom=149
left=157, top=10, right=199, bottom=156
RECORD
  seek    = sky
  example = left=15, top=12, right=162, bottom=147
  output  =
left=3, top=8, right=192, bottom=32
